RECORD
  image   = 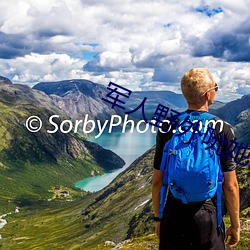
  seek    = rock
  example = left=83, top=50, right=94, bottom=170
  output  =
left=105, top=240, right=116, bottom=247
left=0, top=219, right=7, bottom=229
left=241, top=219, right=250, bottom=232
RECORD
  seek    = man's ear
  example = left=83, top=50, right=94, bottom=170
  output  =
left=204, top=92, right=209, bottom=100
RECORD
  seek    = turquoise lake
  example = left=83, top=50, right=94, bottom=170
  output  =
left=75, top=129, right=156, bottom=192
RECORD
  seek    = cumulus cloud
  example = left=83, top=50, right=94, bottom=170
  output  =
left=192, top=18, right=250, bottom=62
left=0, top=0, right=249, bottom=101
left=0, top=53, right=87, bottom=86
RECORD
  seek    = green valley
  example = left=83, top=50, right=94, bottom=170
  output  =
left=0, top=147, right=249, bottom=249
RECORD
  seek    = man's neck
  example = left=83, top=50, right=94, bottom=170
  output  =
left=187, top=103, right=209, bottom=112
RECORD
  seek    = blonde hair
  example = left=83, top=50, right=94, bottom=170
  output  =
left=181, top=68, right=214, bottom=104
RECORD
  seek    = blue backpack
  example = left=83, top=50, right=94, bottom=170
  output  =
left=158, top=111, right=223, bottom=228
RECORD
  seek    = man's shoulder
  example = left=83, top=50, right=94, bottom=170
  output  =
left=159, top=112, right=235, bottom=139
left=210, top=116, right=234, bottom=136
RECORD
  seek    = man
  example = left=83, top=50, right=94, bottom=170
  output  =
left=152, top=68, right=240, bottom=249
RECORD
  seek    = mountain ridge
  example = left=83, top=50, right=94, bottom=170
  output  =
left=0, top=76, right=12, bottom=85
left=33, top=79, right=124, bottom=122
left=212, top=94, right=250, bottom=125
left=33, top=79, right=228, bottom=123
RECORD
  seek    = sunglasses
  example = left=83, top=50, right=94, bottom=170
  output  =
left=203, top=83, right=218, bottom=95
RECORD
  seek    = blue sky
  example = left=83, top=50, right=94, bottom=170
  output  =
left=0, top=0, right=249, bottom=102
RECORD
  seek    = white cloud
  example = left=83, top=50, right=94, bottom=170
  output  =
left=0, top=53, right=87, bottom=86
left=0, top=0, right=73, bottom=35
left=98, top=51, right=132, bottom=69
left=0, top=1, right=31, bottom=34
left=0, top=0, right=249, bottom=101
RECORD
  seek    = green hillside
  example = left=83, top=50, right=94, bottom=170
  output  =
left=0, top=147, right=155, bottom=249
left=0, top=83, right=124, bottom=213
left=1, top=146, right=249, bottom=249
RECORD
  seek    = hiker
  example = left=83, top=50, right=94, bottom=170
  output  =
left=152, top=68, right=240, bottom=250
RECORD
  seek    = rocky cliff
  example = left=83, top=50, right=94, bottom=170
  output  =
left=33, top=79, right=124, bottom=122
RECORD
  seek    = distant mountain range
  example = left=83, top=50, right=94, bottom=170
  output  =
left=33, top=79, right=249, bottom=145
left=212, top=94, right=250, bottom=125
left=124, top=90, right=225, bottom=120
left=235, top=108, right=250, bottom=145
left=33, top=79, right=225, bottom=123
left=123, top=90, right=187, bottom=119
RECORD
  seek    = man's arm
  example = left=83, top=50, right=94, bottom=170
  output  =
left=152, top=124, right=173, bottom=239
left=152, top=169, right=163, bottom=238
left=223, top=170, right=240, bottom=248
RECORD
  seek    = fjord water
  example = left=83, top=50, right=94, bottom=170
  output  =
left=75, top=129, right=156, bottom=192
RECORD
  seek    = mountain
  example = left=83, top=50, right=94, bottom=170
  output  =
left=79, top=147, right=155, bottom=248
left=234, top=108, right=250, bottom=145
left=125, top=91, right=225, bottom=120
left=0, top=147, right=155, bottom=249
left=125, top=90, right=186, bottom=110
left=209, top=100, right=225, bottom=110
left=211, top=94, right=250, bottom=145
left=0, top=76, right=12, bottom=85
left=79, top=148, right=250, bottom=248
left=33, top=80, right=188, bottom=123
left=33, top=79, right=124, bottom=122
left=33, top=79, right=227, bottom=125
left=212, top=94, right=250, bottom=126
left=0, top=78, right=125, bottom=212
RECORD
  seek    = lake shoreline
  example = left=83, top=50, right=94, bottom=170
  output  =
left=75, top=130, right=156, bottom=192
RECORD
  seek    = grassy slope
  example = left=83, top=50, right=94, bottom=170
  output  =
left=0, top=202, right=249, bottom=250
left=0, top=199, right=89, bottom=250
left=0, top=156, right=101, bottom=213
left=0, top=89, right=107, bottom=213
left=0, top=148, right=154, bottom=249
left=1, top=147, right=249, bottom=249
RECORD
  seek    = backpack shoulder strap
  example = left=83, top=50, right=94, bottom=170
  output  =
left=176, top=111, right=189, bottom=121
left=199, top=112, right=223, bottom=230
left=200, top=112, right=217, bottom=120
left=177, top=111, right=217, bottom=122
